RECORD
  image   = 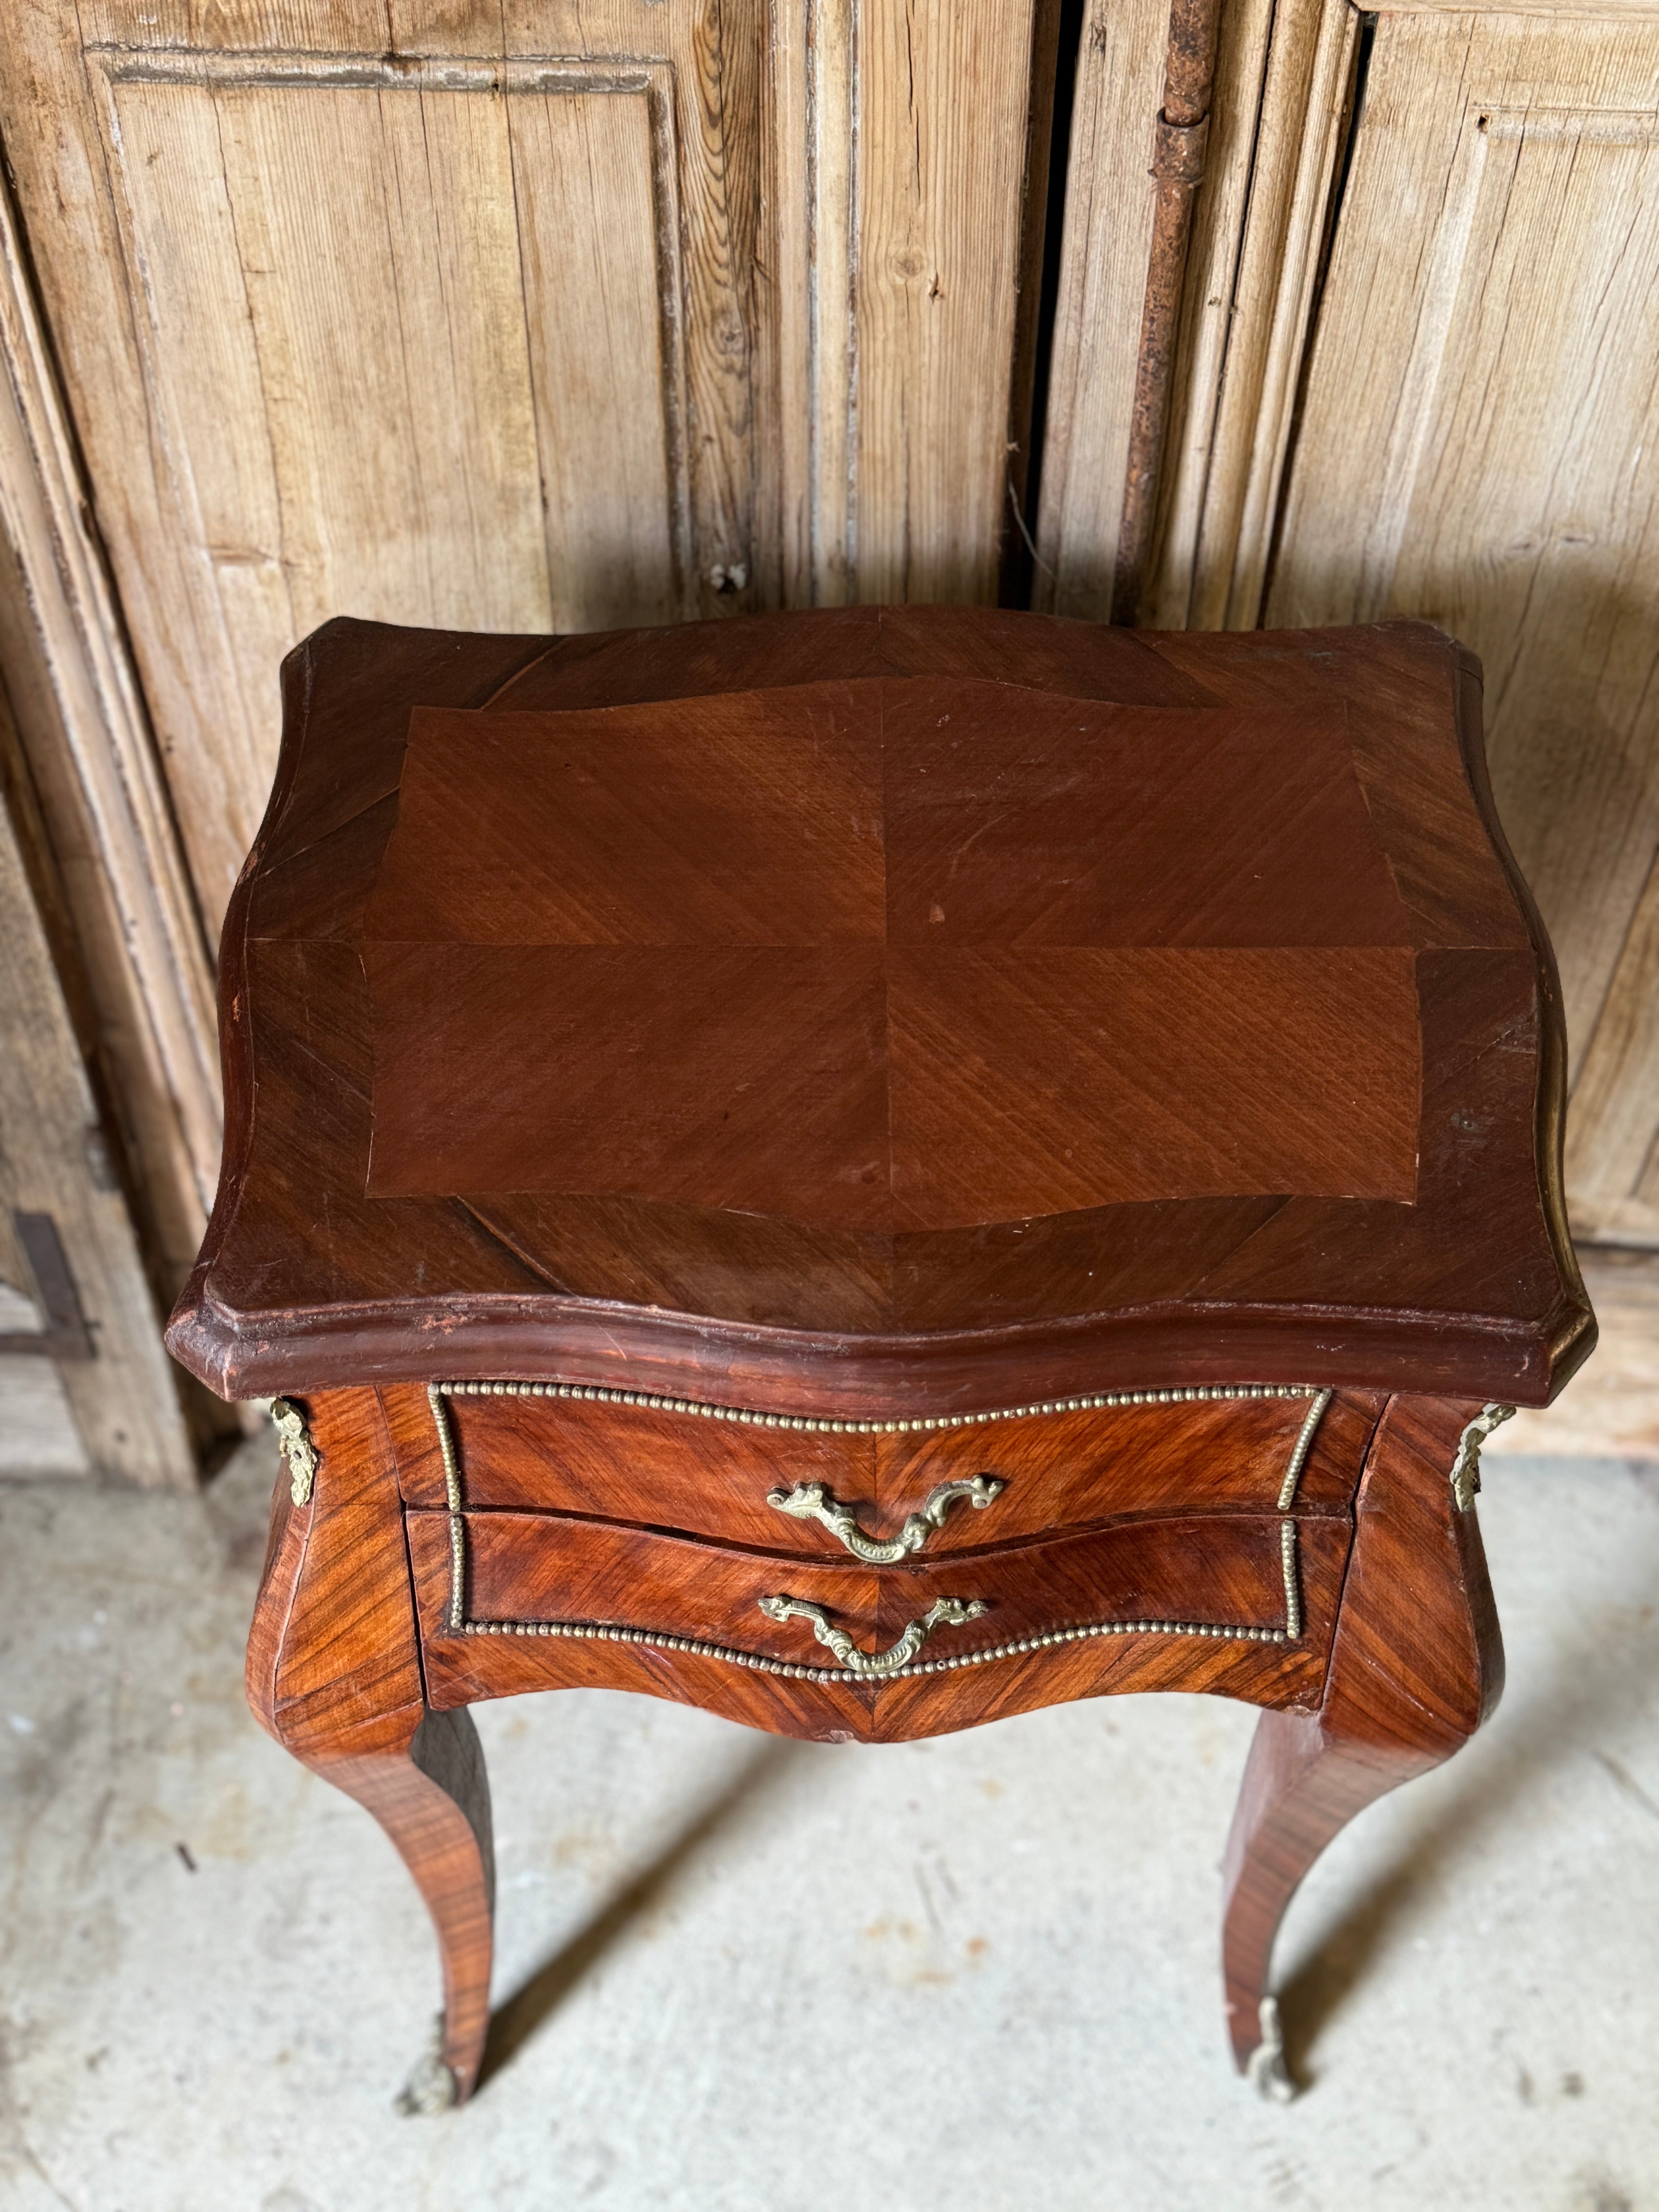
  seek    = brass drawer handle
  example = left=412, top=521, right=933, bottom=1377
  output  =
left=757, top=1594, right=987, bottom=1676
left=765, top=1476, right=1005, bottom=1562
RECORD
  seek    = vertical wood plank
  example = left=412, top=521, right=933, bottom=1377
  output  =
left=0, top=172, right=220, bottom=1278
left=0, top=738, right=195, bottom=1486
left=1149, top=0, right=1355, bottom=630
left=1031, top=0, right=1169, bottom=620
left=852, top=0, right=1041, bottom=604
left=1565, top=860, right=1659, bottom=1243
left=509, top=85, right=685, bottom=627
left=809, top=0, right=858, bottom=605
left=1266, top=14, right=1659, bottom=1244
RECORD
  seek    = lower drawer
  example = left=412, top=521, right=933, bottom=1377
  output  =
left=409, top=1506, right=1350, bottom=1681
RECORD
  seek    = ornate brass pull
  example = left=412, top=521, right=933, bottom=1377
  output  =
left=757, top=1594, right=987, bottom=1676
left=765, top=1476, right=1005, bottom=1563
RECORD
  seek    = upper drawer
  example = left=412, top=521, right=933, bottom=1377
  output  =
left=380, top=1381, right=1381, bottom=1554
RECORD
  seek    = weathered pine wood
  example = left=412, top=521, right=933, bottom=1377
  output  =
left=1033, top=0, right=1352, bottom=623
left=1031, top=0, right=1170, bottom=618
left=1, top=1, right=762, bottom=929
left=1145, top=0, right=1357, bottom=631
left=851, top=0, right=1048, bottom=604
left=0, top=721, right=195, bottom=1485
left=0, top=0, right=1055, bottom=960
left=0, top=171, right=220, bottom=1280
left=1266, top=12, right=1659, bottom=1249
left=1491, top=1250, right=1659, bottom=1462
left=1563, top=873, right=1659, bottom=1245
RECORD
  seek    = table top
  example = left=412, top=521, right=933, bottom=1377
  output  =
left=167, top=606, right=1592, bottom=1414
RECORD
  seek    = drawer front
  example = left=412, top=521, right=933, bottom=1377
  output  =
left=870, top=1389, right=1379, bottom=1549
left=383, top=1380, right=1379, bottom=1556
left=410, top=1505, right=1349, bottom=1679
left=381, top=1381, right=874, bottom=1547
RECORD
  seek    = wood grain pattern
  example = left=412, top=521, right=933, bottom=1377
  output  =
left=1491, top=1250, right=1659, bottom=1461
left=166, top=609, right=1590, bottom=1410
left=1267, top=12, right=1659, bottom=1248
left=1031, top=0, right=1170, bottom=617
left=852, top=0, right=1044, bottom=603
left=422, top=1500, right=1342, bottom=1653
left=761, top=0, right=1055, bottom=606
left=1, top=0, right=1058, bottom=1012
left=1, top=2, right=765, bottom=933
left=386, top=1381, right=873, bottom=1532
left=412, top=1504, right=1346, bottom=1743
left=361, top=683, right=1422, bottom=1224
left=385, top=1383, right=1380, bottom=1548
left=872, top=1389, right=1382, bottom=1541
left=0, top=748, right=195, bottom=1484
left=1220, top=1395, right=1503, bottom=2076
left=0, top=173, right=220, bottom=1280
left=246, top=1386, right=495, bottom=2103
left=1037, top=0, right=1341, bottom=621
left=1144, top=0, right=1357, bottom=632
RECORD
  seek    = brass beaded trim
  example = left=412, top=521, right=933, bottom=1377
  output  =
left=433, top=1377, right=1316, bottom=1436
left=1280, top=1518, right=1301, bottom=1641
left=427, top=1381, right=1326, bottom=1658
left=1277, top=1389, right=1332, bottom=1512
left=451, top=1599, right=1297, bottom=1683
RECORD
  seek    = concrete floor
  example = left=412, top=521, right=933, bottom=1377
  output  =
left=2, top=1440, right=1657, bottom=2212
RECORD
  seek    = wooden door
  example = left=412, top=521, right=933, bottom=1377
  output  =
left=1266, top=10, right=1659, bottom=1249
left=1041, top=1, right=1659, bottom=1256
left=0, top=3, right=1056, bottom=1346
left=0, top=0, right=1055, bottom=937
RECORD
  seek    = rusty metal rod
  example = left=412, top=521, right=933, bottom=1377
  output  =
left=1111, top=0, right=1224, bottom=625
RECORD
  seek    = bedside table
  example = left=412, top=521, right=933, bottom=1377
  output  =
left=167, top=605, right=1592, bottom=2106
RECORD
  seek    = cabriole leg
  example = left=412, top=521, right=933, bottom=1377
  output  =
left=249, top=1388, right=496, bottom=2105
left=305, top=1711, right=495, bottom=2107
left=1221, top=1395, right=1505, bottom=2094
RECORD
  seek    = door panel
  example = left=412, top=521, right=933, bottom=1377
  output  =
left=3, top=0, right=1051, bottom=939
left=96, top=55, right=690, bottom=818
left=1267, top=12, right=1659, bottom=1247
left=27, top=11, right=754, bottom=926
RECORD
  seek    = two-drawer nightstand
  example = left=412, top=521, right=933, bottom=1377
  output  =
left=167, top=606, right=1592, bottom=2105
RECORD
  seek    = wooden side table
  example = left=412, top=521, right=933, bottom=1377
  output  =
left=168, top=606, right=1592, bottom=2106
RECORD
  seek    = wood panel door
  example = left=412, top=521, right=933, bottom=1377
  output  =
left=0, top=2, right=1056, bottom=1343
left=0, top=0, right=1053, bottom=941
left=1041, top=0, right=1659, bottom=1257
left=1266, top=10, right=1659, bottom=1248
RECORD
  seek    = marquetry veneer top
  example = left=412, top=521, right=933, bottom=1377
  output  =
left=168, top=606, right=1590, bottom=1412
